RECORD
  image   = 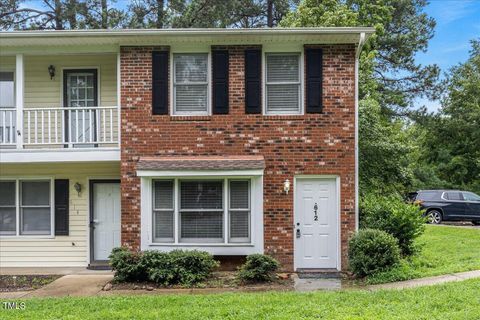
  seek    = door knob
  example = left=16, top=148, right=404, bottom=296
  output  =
left=296, top=229, right=301, bottom=238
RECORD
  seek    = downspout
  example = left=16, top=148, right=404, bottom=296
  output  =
left=355, top=32, right=366, bottom=231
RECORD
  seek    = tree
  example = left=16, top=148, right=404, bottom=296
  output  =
left=281, top=0, right=441, bottom=115
left=417, top=39, right=480, bottom=193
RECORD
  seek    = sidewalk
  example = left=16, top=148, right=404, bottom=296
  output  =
left=367, top=270, right=480, bottom=291
left=1, top=269, right=480, bottom=299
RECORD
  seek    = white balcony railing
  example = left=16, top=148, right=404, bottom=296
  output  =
left=0, top=106, right=120, bottom=149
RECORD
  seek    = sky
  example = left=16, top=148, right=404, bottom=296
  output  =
left=22, top=0, right=480, bottom=112
left=415, top=0, right=480, bottom=112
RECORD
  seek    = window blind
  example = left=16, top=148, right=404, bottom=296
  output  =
left=266, top=54, right=301, bottom=114
left=20, top=181, right=51, bottom=235
left=174, top=54, right=208, bottom=114
left=153, top=180, right=174, bottom=241
left=0, top=181, right=16, bottom=235
left=229, top=180, right=250, bottom=242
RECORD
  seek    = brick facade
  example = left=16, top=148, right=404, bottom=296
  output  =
left=120, top=44, right=356, bottom=271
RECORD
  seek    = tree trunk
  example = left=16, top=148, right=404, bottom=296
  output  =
left=54, top=0, right=64, bottom=30
left=101, top=0, right=108, bottom=29
left=67, top=0, right=77, bottom=29
left=267, top=0, right=273, bottom=27
left=156, top=0, right=164, bottom=28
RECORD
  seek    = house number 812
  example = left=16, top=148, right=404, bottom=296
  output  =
left=313, top=203, right=318, bottom=221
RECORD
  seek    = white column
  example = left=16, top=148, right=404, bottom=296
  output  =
left=15, top=53, right=24, bottom=149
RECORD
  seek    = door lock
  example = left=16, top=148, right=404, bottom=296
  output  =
left=296, top=228, right=301, bottom=238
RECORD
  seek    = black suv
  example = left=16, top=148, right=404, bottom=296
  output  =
left=408, top=190, right=480, bottom=225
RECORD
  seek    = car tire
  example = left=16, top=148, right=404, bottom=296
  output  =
left=472, top=221, right=480, bottom=226
left=427, top=210, right=443, bottom=224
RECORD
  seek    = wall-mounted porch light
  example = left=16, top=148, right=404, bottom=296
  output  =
left=48, top=65, right=55, bottom=80
left=74, top=182, right=82, bottom=196
left=283, top=179, right=291, bottom=194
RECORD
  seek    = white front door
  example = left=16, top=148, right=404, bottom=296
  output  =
left=294, top=178, right=338, bottom=270
left=92, top=182, right=121, bottom=261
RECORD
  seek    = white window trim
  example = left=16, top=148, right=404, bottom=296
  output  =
left=140, top=173, right=264, bottom=255
left=263, top=49, right=304, bottom=116
left=151, top=177, right=250, bottom=245
left=0, top=177, right=55, bottom=239
left=170, top=52, right=211, bottom=116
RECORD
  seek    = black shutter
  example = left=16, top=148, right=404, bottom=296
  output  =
left=245, top=49, right=261, bottom=114
left=305, top=48, right=323, bottom=113
left=54, top=179, right=69, bottom=236
left=212, top=50, right=229, bottom=114
left=152, top=51, right=169, bottom=115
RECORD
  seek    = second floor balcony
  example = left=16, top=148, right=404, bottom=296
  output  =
left=0, top=52, right=120, bottom=163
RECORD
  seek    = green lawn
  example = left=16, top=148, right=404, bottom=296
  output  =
left=2, top=279, right=480, bottom=319
left=365, top=225, right=480, bottom=284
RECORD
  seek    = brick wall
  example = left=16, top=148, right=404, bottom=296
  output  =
left=120, top=44, right=356, bottom=271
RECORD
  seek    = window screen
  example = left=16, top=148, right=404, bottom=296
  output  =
left=266, top=54, right=301, bottom=114
left=229, top=180, right=250, bottom=242
left=20, top=181, right=51, bottom=235
left=153, top=180, right=174, bottom=242
left=180, top=180, right=223, bottom=242
left=173, top=54, right=208, bottom=114
left=0, top=181, right=16, bottom=235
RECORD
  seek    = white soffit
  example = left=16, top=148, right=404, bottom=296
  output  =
left=0, top=28, right=375, bottom=48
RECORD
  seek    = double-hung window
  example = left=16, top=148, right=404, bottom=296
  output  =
left=265, top=53, right=301, bottom=115
left=0, top=180, right=52, bottom=236
left=173, top=54, right=209, bottom=115
left=152, top=179, right=251, bottom=244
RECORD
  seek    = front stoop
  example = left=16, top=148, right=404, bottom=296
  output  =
left=296, top=268, right=342, bottom=279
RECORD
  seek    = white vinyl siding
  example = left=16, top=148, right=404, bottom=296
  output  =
left=265, top=53, right=301, bottom=115
left=152, top=178, right=251, bottom=244
left=173, top=54, right=209, bottom=115
left=0, top=163, right=120, bottom=268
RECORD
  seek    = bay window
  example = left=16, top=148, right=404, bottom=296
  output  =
left=0, top=179, right=53, bottom=236
left=152, top=179, right=251, bottom=244
left=173, top=53, right=209, bottom=115
left=265, top=53, right=301, bottom=114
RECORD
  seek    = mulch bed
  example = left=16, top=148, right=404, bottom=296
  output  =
left=0, top=275, right=61, bottom=292
left=110, top=271, right=293, bottom=292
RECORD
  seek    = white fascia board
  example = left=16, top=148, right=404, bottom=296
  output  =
left=136, top=169, right=264, bottom=177
left=0, top=149, right=120, bottom=163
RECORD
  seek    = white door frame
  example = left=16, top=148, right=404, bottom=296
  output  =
left=293, top=175, right=341, bottom=271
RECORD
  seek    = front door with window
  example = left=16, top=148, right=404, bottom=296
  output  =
left=63, top=69, right=98, bottom=146
left=0, top=71, right=16, bottom=145
left=294, top=178, right=338, bottom=270
left=90, top=181, right=120, bottom=262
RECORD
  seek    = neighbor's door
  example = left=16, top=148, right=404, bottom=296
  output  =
left=63, top=69, right=98, bottom=146
left=294, top=178, right=338, bottom=270
left=91, top=182, right=120, bottom=262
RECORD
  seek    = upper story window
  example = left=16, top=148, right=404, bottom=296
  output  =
left=173, top=53, right=209, bottom=115
left=265, top=53, right=301, bottom=115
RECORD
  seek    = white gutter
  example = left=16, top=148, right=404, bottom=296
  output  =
left=0, top=27, right=376, bottom=38
left=355, top=32, right=366, bottom=231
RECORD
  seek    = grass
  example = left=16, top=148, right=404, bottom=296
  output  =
left=1, top=279, right=480, bottom=319
left=364, top=225, right=480, bottom=284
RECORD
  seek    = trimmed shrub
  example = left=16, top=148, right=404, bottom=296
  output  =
left=109, top=247, right=146, bottom=282
left=237, top=254, right=280, bottom=282
left=109, top=248, right=218, bottom=286
left=147, top=250, right=219, bottom=286
left=348, top=228, right=401, bottom=277
left=360, top=194, right=425, bottom=255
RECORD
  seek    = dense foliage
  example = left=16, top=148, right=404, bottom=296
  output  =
left=348, top=228, right=401, bottom=277
left=237, top=254, right=280, bottom=282
left=360, top=194, right=425, bottom=255
left=109, top=248, right=219, bottom=286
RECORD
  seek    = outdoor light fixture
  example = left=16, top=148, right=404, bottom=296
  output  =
left=48, top=65, right=55, bottom=79
left=283, top=179, right=290, bottom=194
left=74, top=182, right=82, bottom=196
